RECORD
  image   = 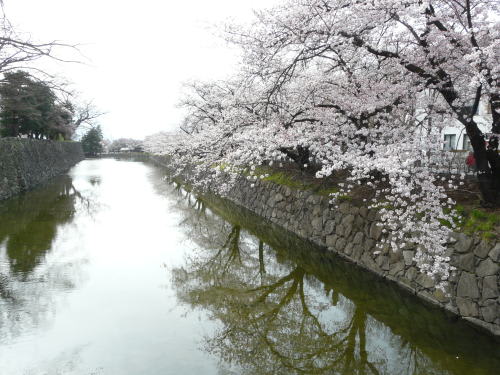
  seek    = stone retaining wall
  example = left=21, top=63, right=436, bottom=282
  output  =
left=150, top=155, right=500, bottom=337
left=0, top=138, right=84, bottom=201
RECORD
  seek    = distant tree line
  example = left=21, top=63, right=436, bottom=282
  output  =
left=108, top=138, right=144, bottom=152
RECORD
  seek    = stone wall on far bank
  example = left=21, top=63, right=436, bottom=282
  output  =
left=150, top=155, right=500, bottom=337
left=0, top=138, right=84, bottom=201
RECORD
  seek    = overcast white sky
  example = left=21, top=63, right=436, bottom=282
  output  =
left=4, top=0, right=277, bottom=140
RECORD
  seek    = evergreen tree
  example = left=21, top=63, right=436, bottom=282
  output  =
left=81, top=126, right=103, bottom=156
left=0, top=71, right=75, bottom=140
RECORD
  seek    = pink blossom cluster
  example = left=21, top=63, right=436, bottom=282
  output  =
left=145, top=0, right=499, bottom=289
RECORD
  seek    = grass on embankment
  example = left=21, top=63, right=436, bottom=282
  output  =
left=451, top=206, right=500, bottom=240
left=247, top=163, right=500, bottom=240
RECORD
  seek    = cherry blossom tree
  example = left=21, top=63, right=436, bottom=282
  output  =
left=146, top=0, right=500, bottom=287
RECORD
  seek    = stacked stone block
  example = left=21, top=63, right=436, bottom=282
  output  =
left=0, top=138, right=84, bottom=201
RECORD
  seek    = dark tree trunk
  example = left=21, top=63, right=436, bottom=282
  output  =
left=490, top=93, right=500, bottom=134
left=278, top=145, right=311, bottom=169
left=463, top=117, right=499, bottom=207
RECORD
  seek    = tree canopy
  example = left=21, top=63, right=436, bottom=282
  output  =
left=145, top=0, right=500, bottom=287
left=0, top=8, right=103, bottom=141
left=81, top=126, right=104, bottom=156
left=0, top=70, right=104, bottom=140
left=0, top=71, right=73, bottom=139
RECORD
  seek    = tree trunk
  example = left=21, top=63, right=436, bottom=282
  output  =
left=278, top=145, right=310, bottom=169
left=464, top=118, right=499, bottom=207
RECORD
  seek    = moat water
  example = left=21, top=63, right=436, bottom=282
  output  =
left=0, top=158, right=498, bottom=374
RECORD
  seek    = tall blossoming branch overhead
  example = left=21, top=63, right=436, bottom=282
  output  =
left=145, top=0, right=499, bottom=289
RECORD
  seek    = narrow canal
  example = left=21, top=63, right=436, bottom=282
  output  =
left=0, top=158, right=498, bottom=374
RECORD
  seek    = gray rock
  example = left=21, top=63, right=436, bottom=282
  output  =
left=322, top=209, right=331, bottom=222
left=457, top=272, right=480, bottom=298
left=335, top=224, right=345, bottom=236
left=354, top=215, right=365, bottom=229
left=454, top=233, right=474, bottom=253
left=380, top=242, right=391, bottom=254
left=476, top=259, right=499, bottom=277
left=352, top=245, right=363, bottom=260
left=341, top=214, right=355, bottom=227
left=443, top=247, right=454, bottom=258
left=416, top=273, right=435, bottom=289
left=480, top=300, right=498, bottom=323
left=353, top=232, right=364, bottom=245
left=403, top=250, right=415, bottom=266
left=474, top=240, right=492, bottom=258
left=335, top=238, right=347, bottom=252
left=456, top=297, right=479, bottom=317
left=456, top=253, right=475, bottom=272
left=339, top=202, right=351, bottom=214
left=312, top=205, right=322, bottom=217
left=488, top=243, right=500, bottom=262
left=326, top=235, right=337, bottom=248
left=389, top=261, right=405, bottom=276
left=344, top=242, right=354, bottom=256
left=482, top=276, right=499, bottom=299
left=343, top=224, right=353, bottom=238
left=306, top=194, right=319, bottom=205
left=364, top=239, right=375, bottom=252
left=369, top=222, right=383, bottom=240
left=324, top=220, right=335, bottom=235
left=359, top=206, right=368, bottom=218
left=361, top=253, right=379, bottom=270
left=375, top=255, right=390, bottom=271
left=367, top=209, right=379, bottom=221
left=405, top=267, right=418, bottom=281
left=311, top=217, right=323, bottom=233
left=433, top=289, right=450, bottom=303
left=389, top=249, right=402, bottom=263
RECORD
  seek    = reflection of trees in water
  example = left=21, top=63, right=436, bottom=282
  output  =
left=173, top=229, right=384, bottom=374
left=0, top=174, right=96, bottom=342
left=168, top=186, right=499, bottom=375
left=0, top=176, right=81, bottom=277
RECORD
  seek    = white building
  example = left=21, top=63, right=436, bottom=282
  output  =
left=441, top=100, right=493, bottom=151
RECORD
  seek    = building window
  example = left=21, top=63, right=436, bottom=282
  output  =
left=443, top=134, right=456, bottom=150
left=462, top=135, right=473, bottom=151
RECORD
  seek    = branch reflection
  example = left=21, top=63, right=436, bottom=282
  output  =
left=0, top=173, right=99, bottom=342
left=166, top=181, right=500, bottom=375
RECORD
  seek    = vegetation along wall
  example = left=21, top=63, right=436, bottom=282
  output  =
left=151, top=155, right=500, bottom=337
left=0, top=138, right=83, bottom=201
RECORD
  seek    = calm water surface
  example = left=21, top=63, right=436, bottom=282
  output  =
left=0, top=159, right=498, bottom=375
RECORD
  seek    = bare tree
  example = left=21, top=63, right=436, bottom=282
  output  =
left=0, top=10, right=80, bottom=75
